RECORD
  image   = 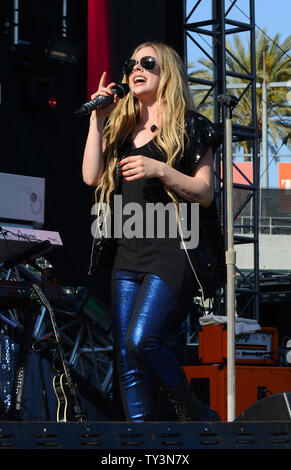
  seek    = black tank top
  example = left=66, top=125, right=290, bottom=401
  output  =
left=113, top=138, right=196, bottom=303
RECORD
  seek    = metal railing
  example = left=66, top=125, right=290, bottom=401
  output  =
left=234, top=215, right=291, bottom=235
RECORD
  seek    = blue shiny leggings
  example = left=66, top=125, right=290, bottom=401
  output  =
left=111, top=269, right=186, bottom=422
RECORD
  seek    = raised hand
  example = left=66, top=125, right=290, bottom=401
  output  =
left=90, top=71, right=120, bottom=121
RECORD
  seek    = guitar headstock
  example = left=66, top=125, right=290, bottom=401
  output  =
left=31, top=283, right=52, bottom=312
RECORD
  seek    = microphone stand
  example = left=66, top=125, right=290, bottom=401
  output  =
left=218, top=94, right=239, bottom=422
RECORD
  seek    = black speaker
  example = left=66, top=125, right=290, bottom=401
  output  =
left=235, top=392, right=291, bottom=421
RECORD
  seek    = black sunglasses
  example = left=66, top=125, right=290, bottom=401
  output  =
left=123, top=56, right=157, bottom=75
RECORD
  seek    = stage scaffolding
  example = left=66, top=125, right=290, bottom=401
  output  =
left=184, top=0, right=259, bottom=421
left=184, top=0, right=260, bottom=322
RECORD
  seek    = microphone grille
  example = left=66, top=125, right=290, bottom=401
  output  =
left=114, top=83, right=130, bottom=98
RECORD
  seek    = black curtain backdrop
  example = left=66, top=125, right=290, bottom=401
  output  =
left=0, top=0, right=185, bottom=295
left=109, top=0, right=185, bottom=81
left=0, top=0, right=91, bottom=288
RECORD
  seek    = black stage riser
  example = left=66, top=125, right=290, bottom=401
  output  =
left=0, top=421, right=290, bottom=449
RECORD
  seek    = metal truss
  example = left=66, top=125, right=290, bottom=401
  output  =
left=0, top=263, right=114, bottom=419
left=184, top=0, right=260, bottom=322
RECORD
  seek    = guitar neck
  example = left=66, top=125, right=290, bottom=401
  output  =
left=32, top=283, right=84, bottom=421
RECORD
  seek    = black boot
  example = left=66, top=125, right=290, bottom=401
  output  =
left=163, top=377, right=221, bottom=422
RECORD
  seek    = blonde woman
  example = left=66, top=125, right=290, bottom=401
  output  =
left=82, top=42, right=223, bottom=422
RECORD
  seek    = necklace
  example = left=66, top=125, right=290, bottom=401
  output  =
left=137, top=113, right=159, bottom=133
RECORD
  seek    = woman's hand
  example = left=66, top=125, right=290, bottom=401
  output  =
left=90, top=71, right=119, bottom=122
left=119, top=148, right=214, bottom=207
left=83, top=72, right=116, bottom=187
left=119, top=155, right=165, bottom=181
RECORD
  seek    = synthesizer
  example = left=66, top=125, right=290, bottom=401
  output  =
left=0, top=225, right=62, bottom=264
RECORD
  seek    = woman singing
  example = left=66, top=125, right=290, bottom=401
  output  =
left=82, top=42, right=224, bottom=422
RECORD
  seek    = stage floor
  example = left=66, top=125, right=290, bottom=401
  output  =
left=0, top=420, right=289, bottom=450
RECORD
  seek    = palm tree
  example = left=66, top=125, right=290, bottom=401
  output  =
left=188, top=30, right=291, bottom=160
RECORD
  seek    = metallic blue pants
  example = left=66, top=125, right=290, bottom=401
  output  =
left=111, top=269, right=186, bottom=422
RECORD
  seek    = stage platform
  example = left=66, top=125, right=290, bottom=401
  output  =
left=0, top=420, right=290, bottom=450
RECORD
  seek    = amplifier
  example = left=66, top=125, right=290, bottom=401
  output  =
left=183, top=364, right=291, bottom=421
left=198, top=324, right=279, bottom=365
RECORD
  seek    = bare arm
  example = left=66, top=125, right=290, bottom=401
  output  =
left=159, top=148, right=214, bottom=207
left=82, top=72, right=119, bottom=187
left=82, top=114, right=106, bottom=186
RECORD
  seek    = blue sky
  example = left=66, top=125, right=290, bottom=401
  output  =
left=186, top=0, right=291, bottom=187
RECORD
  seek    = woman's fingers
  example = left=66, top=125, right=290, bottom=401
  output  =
left=90, top=72, right=107, bottom=99
left=119, top=155, right=163, bottom=180
left=98, top=71, right=107, bottom=89
left=120, top=156, right=149, bottom=179
left=119, top=155, right=141, bottom=168
left=91, top=72, right=116, bottom=99
left=88, top=73, right=119, bottom=118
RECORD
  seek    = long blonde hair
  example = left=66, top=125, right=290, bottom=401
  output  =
left=95, top=41, right=194, bottom=218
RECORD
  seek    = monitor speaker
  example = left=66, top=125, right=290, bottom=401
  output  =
left=235, top=392, right=291, bottom=421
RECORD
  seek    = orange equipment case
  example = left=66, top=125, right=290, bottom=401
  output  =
left=198, top=324, right=279, bottom=365
left=183, top=364, right=291, bottom=421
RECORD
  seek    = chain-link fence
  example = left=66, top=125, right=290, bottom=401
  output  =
left=233, top=188, right=291, bottom=235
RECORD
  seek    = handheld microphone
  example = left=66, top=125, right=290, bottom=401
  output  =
left=75, top=83, right=130, bottom=116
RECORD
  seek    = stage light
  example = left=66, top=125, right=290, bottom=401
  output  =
left=48, top=96, right=57, bottom=109
left=25, top=73, right=56, bottom=111
left=46, top=38, right=82, bottom=64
